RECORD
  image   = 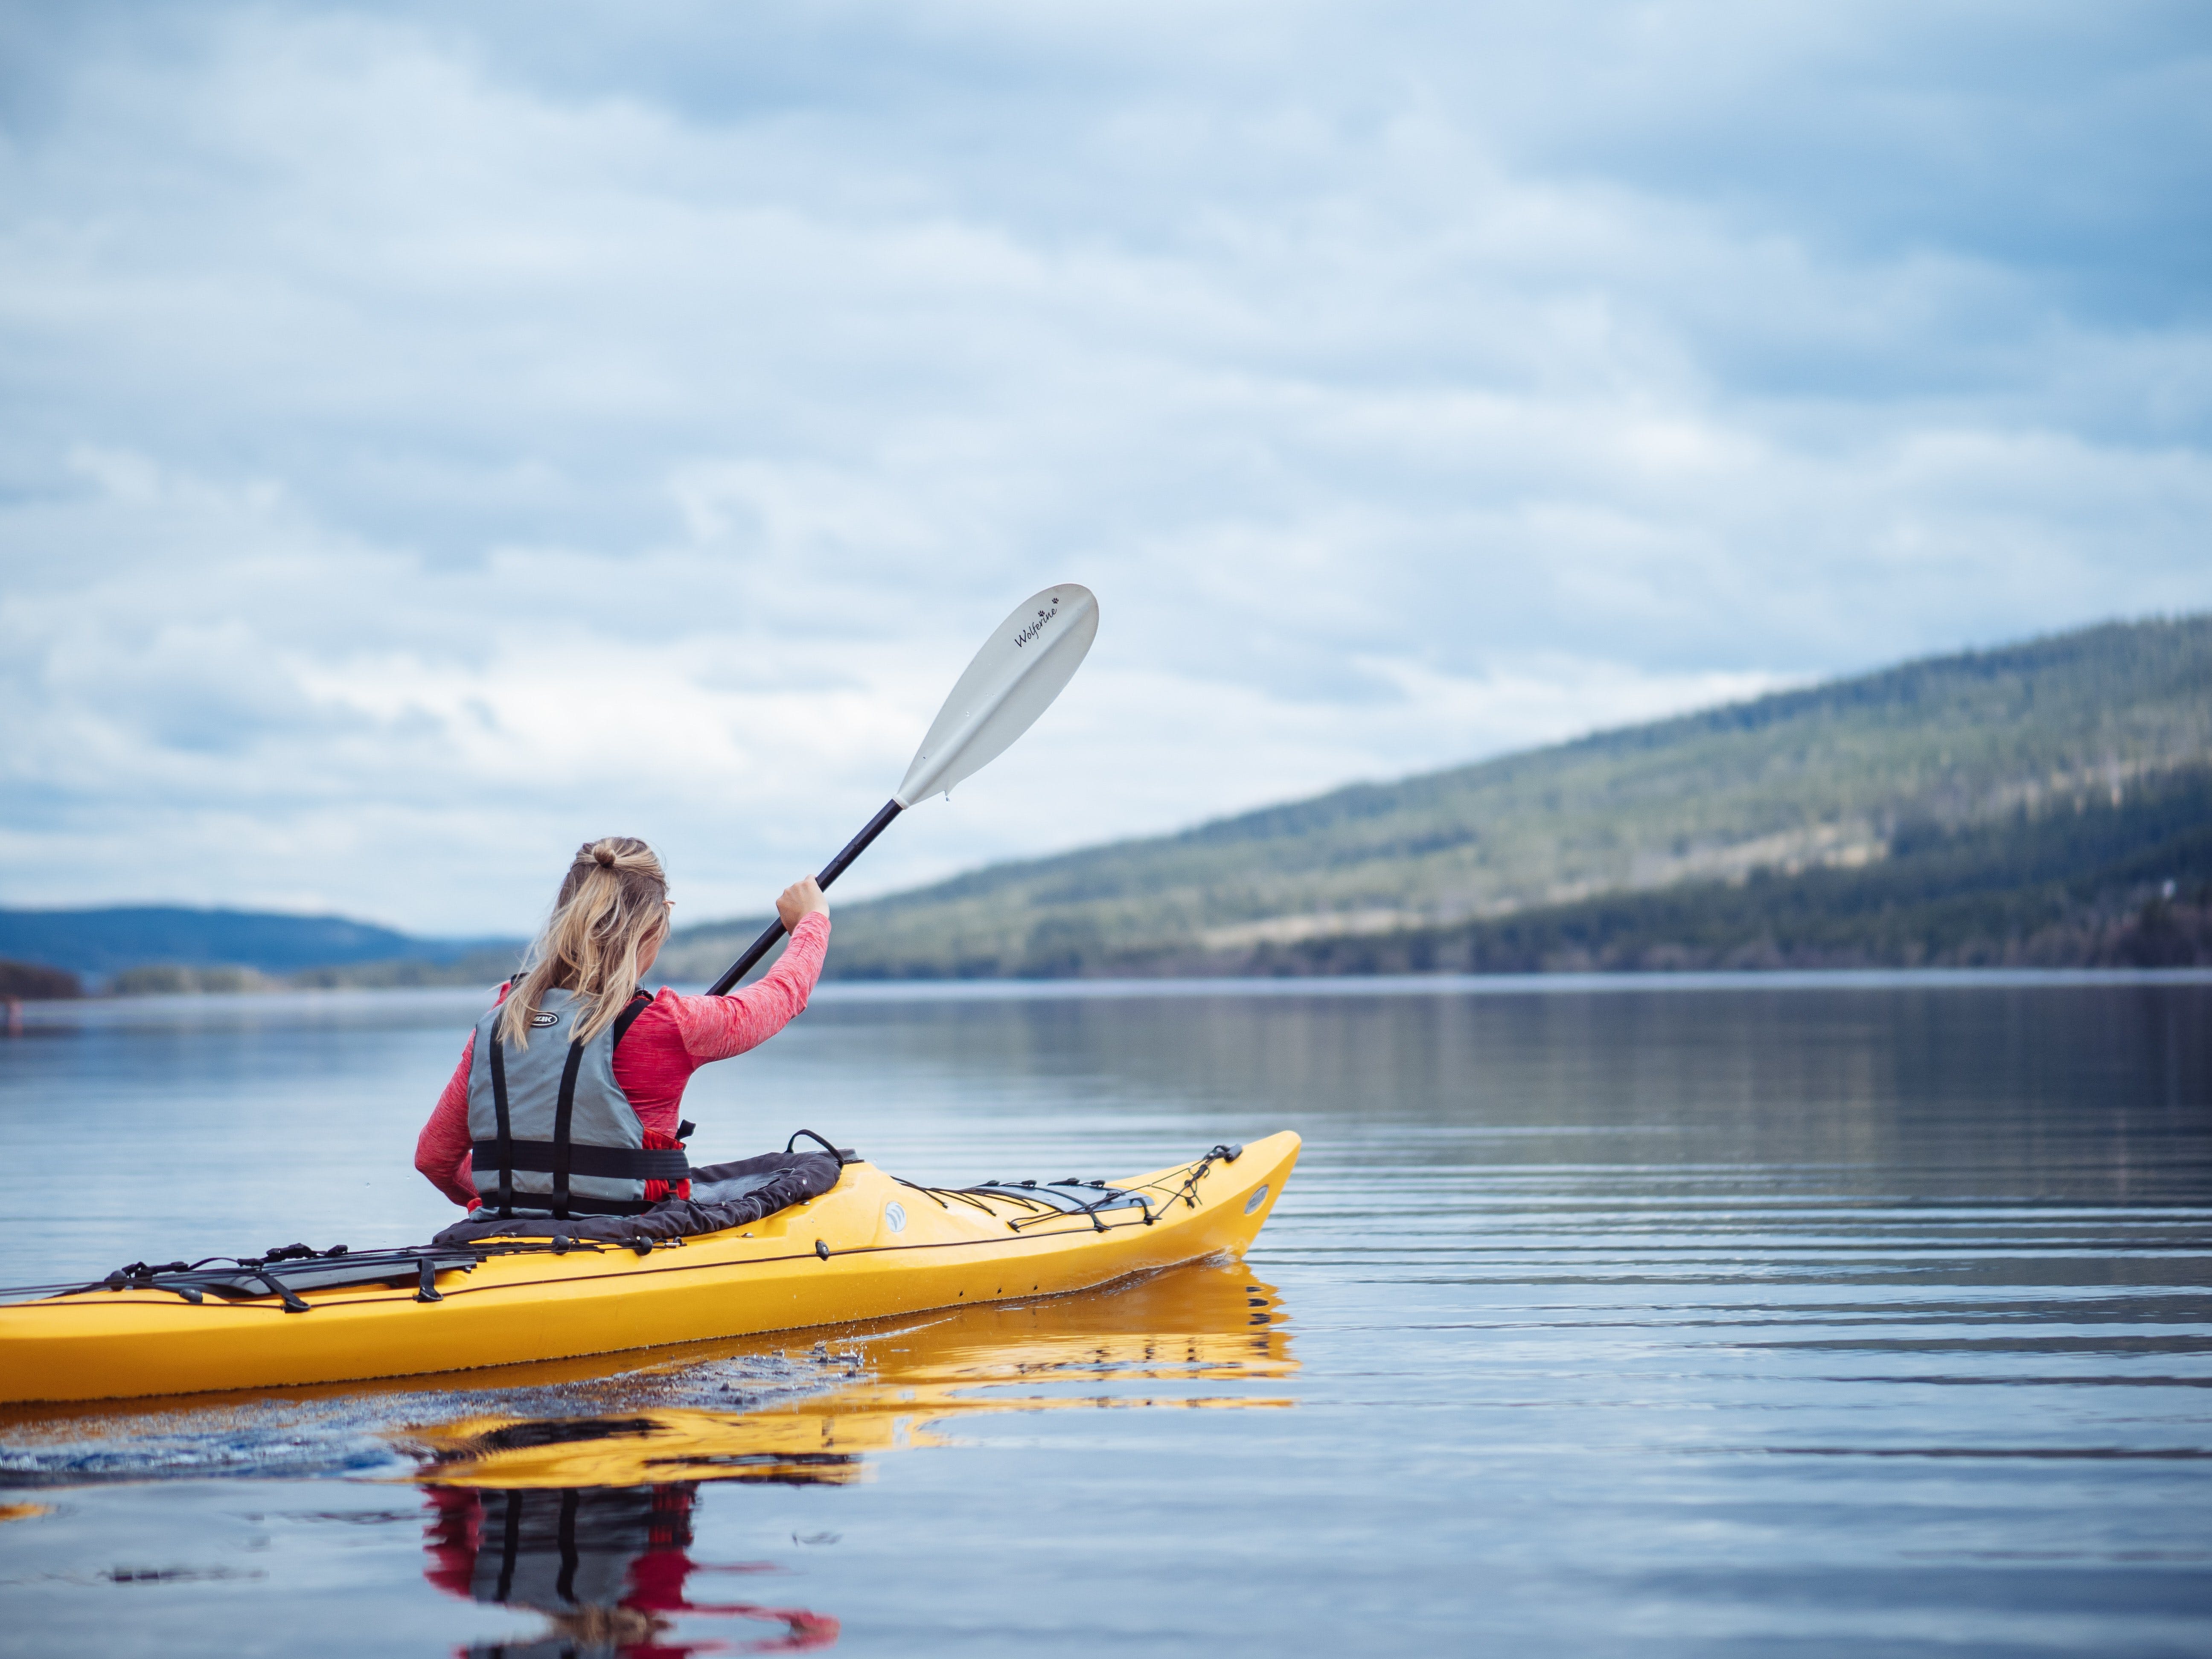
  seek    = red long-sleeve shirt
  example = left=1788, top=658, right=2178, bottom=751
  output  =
left=413, top=913, right=830, bottom=1207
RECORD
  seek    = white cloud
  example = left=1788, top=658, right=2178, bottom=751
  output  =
left=1, top=2, right=2207, bottom=932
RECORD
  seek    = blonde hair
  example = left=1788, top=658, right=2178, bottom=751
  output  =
left=500, top=837, right=669, bottom=1049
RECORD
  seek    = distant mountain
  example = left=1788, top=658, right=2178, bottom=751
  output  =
left=0, top=906, right=517, bottom=983
left=659, top=614, right=2212, bottom=979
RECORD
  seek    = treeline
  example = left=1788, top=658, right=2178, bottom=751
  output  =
left=286, top=947, right=524, bottom=991
left=1230, top=768, right=2212, bottom=975
left=0, top=959, right=82, bottom=999
left=0, top=947, right=526, bottom=1000
left=829, top=764, right=2212, bottom=978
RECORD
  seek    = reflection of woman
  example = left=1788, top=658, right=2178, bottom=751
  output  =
left=413, top=838, right=830, bottom=1219
left=421, top=1482, right=839, bottom=1653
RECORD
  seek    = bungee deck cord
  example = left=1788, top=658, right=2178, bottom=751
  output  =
left=893, top=1144, right=1244, bottom=1234
left=0, top=1236, right=685, bottom=1311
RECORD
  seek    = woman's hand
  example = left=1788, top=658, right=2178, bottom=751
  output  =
left=776, top=876, right=829, bottom=930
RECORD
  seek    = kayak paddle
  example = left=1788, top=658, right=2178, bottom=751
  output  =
left=707, top=584, right=1100, bottom=994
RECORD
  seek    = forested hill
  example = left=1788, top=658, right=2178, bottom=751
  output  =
left=661, top=614, right=2212, bottom=978
left=0, top=907, right=426, bottom=978
left=0, top=906, right=518, bottom=991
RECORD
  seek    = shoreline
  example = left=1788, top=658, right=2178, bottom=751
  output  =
left=9, top=963, right=2212, bottom=1027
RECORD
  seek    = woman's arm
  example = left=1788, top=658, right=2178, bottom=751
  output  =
left=667, top=910, right=831, bottom=1062
left=414, top=1032, right=480, bottom=1207
left=416, top=982, right=513, bottom=1205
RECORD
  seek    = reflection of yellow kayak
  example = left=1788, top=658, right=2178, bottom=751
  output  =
left=410, top=1254, right=1297, bottom=1490
left=0, top=1133, right=1298, bottom=1404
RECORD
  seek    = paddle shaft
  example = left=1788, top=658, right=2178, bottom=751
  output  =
left=705, top=798, right=904, bottom=995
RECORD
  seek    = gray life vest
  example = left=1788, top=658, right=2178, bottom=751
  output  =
left=465, top=987, right=689, bottom=1218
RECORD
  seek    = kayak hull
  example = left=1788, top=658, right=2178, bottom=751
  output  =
left=0, top=1132, right=1298, bottom=1404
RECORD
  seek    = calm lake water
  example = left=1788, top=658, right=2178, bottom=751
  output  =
left=2, top=973, right=2209, bottom=1656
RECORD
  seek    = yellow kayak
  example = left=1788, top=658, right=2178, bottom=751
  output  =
left=0, top=1132, right=1299, bottom=1404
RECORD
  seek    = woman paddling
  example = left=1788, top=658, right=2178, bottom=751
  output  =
left=414, top=837, right=829, bottom=1218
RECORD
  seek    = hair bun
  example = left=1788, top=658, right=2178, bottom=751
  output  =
left=592, top=845, right=617, bottom=867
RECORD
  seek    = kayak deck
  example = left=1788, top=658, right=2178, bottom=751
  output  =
left=0, top=1132, right=1299, bottom=1404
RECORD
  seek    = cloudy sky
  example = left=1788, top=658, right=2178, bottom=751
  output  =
left=3, top=1, right=2207, bottom=934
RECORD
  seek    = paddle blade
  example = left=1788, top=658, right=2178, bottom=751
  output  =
left=895, top=584, right=1099, bottom=806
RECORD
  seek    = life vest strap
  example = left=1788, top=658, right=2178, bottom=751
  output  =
left=551, top=1042, right=587, bottom=1218
left=487, top=1034, right=515, bottom=1215
left=469, top=1141, right=692, bottom=1181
